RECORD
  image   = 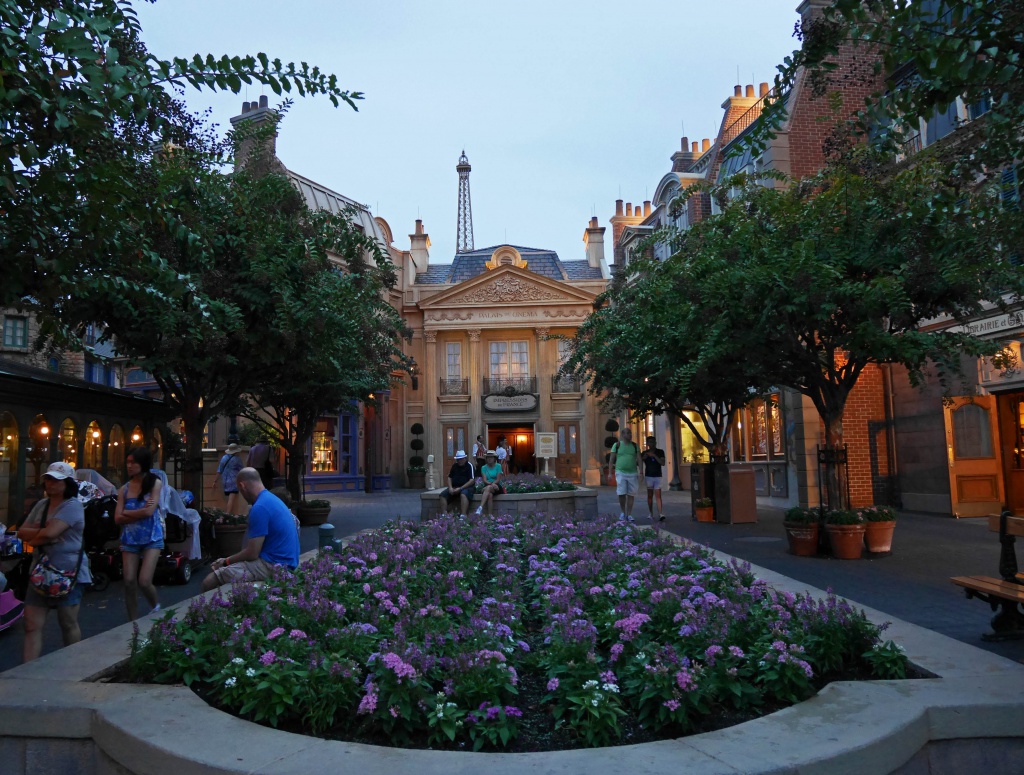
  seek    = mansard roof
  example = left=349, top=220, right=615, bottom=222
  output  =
left=415, top=244, right=602, bottom=285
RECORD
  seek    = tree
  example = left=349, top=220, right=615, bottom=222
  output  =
left=748, top=0, right=1024, bottom=176
left=675, top=160, right=1021, bottom=506
left=1, top=0, right=362, bottom=341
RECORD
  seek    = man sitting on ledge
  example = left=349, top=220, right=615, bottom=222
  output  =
left=202, top=467, right=300, bottom=591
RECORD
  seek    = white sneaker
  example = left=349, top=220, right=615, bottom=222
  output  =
left=626, top=515, right=634, bottom=523
left=151, top=604, right=161, bottom=613
left=619, top=513, right=626, bottom=520
left=474, top=507, right=483, bottom=515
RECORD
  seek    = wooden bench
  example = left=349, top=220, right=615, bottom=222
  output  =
left=949, top=511, right=1024, bottom=641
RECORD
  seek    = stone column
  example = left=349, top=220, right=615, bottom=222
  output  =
left=468, top=328, right=482, bottom=440
left=424, top=329, right=438, bottom=469
left=534, top=328, right=551, bottom=433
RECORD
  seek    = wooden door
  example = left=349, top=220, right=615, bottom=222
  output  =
left=555, top=421, right=581, bottom=482
left=998, top=393, right=1024, bottom=515
left=944, top=396, right=1004, bottom=518
left=441, top=423, right=469, bottom=483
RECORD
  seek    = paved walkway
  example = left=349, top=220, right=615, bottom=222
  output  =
left=1, top=486, right=1021, bottom=672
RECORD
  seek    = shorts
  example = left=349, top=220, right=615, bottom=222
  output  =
left=209, top=557, right=282, bottom=587
left=485, top=481, right=505, bottom=494
left=645, top=476, right=663, bottom=491
left=25, top=582, right=85, bottom=609
left=121, top=540, right=165, bottom=553
left=442, top=489, right=468, bottom=507
left=616, top=473, right=639, bottom=496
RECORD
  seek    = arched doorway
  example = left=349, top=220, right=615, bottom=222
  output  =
left=0, top=412, right=19, bottom=524
left=107, top=424, right=126, bottom=485
left=84, top=421, right=103, bottom=470
left=130, top=425, right=144, bottom=450
left=60, top=418, right=78, bottom=468
left=150, top=427, right=163, bottom=469
left=26, top=414, right=52, bottom=493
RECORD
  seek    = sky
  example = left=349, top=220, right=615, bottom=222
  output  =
left=134, top=0, right=802, bottom=266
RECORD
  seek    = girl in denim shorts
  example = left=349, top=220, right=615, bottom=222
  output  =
left=115, top=446, right=164, bottom=621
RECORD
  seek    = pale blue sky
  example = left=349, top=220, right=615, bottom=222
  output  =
left=136, top=0, right=800, bottom=265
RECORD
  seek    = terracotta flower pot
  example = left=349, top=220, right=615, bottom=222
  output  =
left=865, top=521, right=895, bottom=553
left=297, top=504, right=331, bottom=526
left=784, top=521, right=819, bottom=557
left=215, top=524, right=247, bottom=557
left=825, top=523, right=866, bottom=560
left=407, top=470, right=426, bottom=489
left=695, top=506, right=715, bottom=523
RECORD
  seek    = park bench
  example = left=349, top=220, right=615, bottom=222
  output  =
left=950, top=510, right=1024, bottom=642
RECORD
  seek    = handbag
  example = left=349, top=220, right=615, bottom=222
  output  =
left=27, top=502, right=85, bottom=599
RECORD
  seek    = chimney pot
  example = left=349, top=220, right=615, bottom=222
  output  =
left=734, top=85, right=742, bottom=97
left=615, top=199, right=624, bottom=216
left=242, top=101, right=250, bottom=113
left=259, top=95, right=269, bottom=109
left=415, top=219, right=423, bottom=235
left=702, top=138, right=711, bottom=153
left=759, top=82, right=770, bottom=97
left=643, top=200, right=651, bottom=217
left=691, top=141, right=699, bottom=153
left=681, top=135, right=689, bottom=151
left=745, top=84, right=755, bottom=98
left=590, top=216, right=599, bottom=228
left=626, top=203, right=633, bottom=217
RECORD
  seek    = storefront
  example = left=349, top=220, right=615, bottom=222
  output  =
left=0, top=359, right=173, bottom=524
left=303, top=404, right=366, bottom=494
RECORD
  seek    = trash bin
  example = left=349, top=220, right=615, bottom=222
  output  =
left=714, top=466, right=757, bottom=524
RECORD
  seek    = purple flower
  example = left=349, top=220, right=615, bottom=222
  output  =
left=267, top=627, right=285, bottom=640
left=289, top=629, right=307, bottom=639
left=259, top=650, right=276, bottom=666
left=546, top=677, right=560, bottom=692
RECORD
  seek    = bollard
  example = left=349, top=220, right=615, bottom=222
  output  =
left=319, top=523, right=336, bottom=554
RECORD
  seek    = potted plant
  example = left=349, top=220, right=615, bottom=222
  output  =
left=824, top=509, right=866, bottom=560
left=407, top=422, right=426, bottom=489
left=297, top=498, right=331, bottom=526
left=861, top=506, right=897, bottom=554
left=783, top=506, right=820, bottom=557
left=203, top=508, right=248, bottom=558
left=694, top=497, right=715, bottom=523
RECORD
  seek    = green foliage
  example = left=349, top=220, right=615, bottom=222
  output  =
left=694, top=497, right=713, bottom=508
left=604, top=419, right=619, bottom=433
left=863, top=640, right=909, bottom=680
left=301, top=499, right=330, bottom=509
left=410, top=423, right=424, bottom=436
left=746, top=0, right=1024, bottom=178
left=784, top=507, right=819, bottom=525
left=858, top=506, right=897, bottom=522
left=824, top=510, right=864, bottom=526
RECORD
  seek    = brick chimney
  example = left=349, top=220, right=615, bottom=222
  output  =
left=583, top=216, right=607, bottom=276
left=229, top=96, right=280, bottom=171
left=671, top=136, right=700, bottom=173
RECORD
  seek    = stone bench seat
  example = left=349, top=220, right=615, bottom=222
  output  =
left=420, top=485, right=597, bottom=521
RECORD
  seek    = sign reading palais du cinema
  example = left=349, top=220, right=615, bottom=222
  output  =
left=483, top=394, right=539, bottom=412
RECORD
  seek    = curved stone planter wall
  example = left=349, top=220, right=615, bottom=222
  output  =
left=420, top=486, right=598, bottom=521
left=1, top=544, right=1022, bottom=774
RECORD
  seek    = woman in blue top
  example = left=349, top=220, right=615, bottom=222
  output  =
left=115, top=446, right=163, bottom=621
left=475, top=450, right=504, bottom=517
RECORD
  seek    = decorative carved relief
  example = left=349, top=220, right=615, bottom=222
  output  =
left=542, top=309, right=587, bottom=319
left=423, top=330, right=437, bottom=343
left=534, top=327, right=550, bottom=338
left=459, top=276, right=563, bottom=304
left=468, top=328, right=481, bottom=342
left=428, top=312, right=472, bottom=322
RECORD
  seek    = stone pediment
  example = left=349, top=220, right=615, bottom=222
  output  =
left=419, top=266, right=596, bottom=310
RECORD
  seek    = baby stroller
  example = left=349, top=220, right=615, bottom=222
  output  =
left=150, top=471, right=204, bottom=585
left=0, top=543, right=25, bottom=634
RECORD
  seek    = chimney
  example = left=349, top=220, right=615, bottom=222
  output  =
left=701, top=138, right=711, bottom=153
left=733, top=85, right=742, bottom=97
left=643, top=200, right=651, bottom=218
left=745, top=84, right=755, bottom=98
left=691, top=141, right=699, bottom=153
left=759, top=82, right=770, bottom=97
left=671, top=135, right=700, bottom=172
left=408, top=219, right=431, bottom=276
left=583, top=217, right=607, bottom=275
left=797, top=0, right=831, bottom=27
left=626, top=203, right=633, bottom=217
left=229, top=99, right=279, bottom=171
left=615, top=199, right=624, bottom=216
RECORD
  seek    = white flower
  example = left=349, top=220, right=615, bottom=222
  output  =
left=591, top=698, right=599, bottom=706
left=636, top=652, right=647, bottom=662
left=225, top=677, right=237, bottom=687
left=245, top=668, right=256, bottom=678
left=583, top=679, right=598, bottom=690
left=602, top=682, right=619, bottom=693
left=232, top=657, right=244, bottom=665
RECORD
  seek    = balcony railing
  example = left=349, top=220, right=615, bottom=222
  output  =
left=440, top=378, right=469, bottom=396
left=482, top=376, right=537, bottom=395
left=551, top=375, right=582, bottom=393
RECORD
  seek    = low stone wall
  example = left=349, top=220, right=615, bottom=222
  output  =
left=420, top=486, right=598, bottom=521
left=2, top=541, right=1023, bottom=774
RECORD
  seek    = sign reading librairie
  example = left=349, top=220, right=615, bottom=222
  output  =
left=483, top=393, right=538, bottom=412
left=535, top=432, right=556, bottom=458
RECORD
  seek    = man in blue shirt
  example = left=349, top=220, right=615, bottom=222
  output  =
left=202, top=467, right=301, bottom=591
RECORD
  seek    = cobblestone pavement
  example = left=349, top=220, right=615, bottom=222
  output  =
left=2, top=486, right=1020, bottom=673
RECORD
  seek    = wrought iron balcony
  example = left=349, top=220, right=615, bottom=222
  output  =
left=482, top=376, right=537, bottom=396
left=551, top=375, right=582, bottom=393
left=440, top=378, right=469, bottom=396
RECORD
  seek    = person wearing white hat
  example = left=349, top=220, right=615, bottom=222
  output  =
left=438, top=450, right=475, bottom=516
left=215, top=443, right=245, bottom=515
left=17, top=461, right=91, bottom=662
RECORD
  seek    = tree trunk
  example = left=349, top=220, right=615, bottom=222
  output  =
left=822, top=414, right=848, bottom=511
left=180, top=401, right=209, bottom=506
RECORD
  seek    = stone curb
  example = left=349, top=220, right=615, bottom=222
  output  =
left=1, top=528, right=1022, bottom=774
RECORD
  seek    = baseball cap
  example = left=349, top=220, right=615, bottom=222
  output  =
left=43, top=461, right=76, bottom=480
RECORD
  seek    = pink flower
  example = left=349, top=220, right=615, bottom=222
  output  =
left=289, top=629, right=307, bottom=639
left=663, top=699, right=681, bottom=711
left=389, top=706, right=400, bottom=718
left=357, top=686, right=378, bottom=715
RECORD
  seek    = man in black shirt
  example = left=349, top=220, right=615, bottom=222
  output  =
left=643, top=436, right=666, bottom=522
left=439, top=450, right=475, bottom=516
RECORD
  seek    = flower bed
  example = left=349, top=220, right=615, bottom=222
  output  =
left=129, top=513, right=908, bottom=751
left=473, top=473, right=576, bottom=494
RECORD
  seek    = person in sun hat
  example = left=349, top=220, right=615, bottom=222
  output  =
left=17, top=461, right=91, bottom=662
left=439, top=450, right=475, bottom=516
left=475, top=450, right=505, bottom=516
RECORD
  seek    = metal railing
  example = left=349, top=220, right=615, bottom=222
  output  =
left=551, top=375, right=581, bottom=393
left=482, top=376, right=537, bottom=395
left=439, top=378, right=469, bottom=396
